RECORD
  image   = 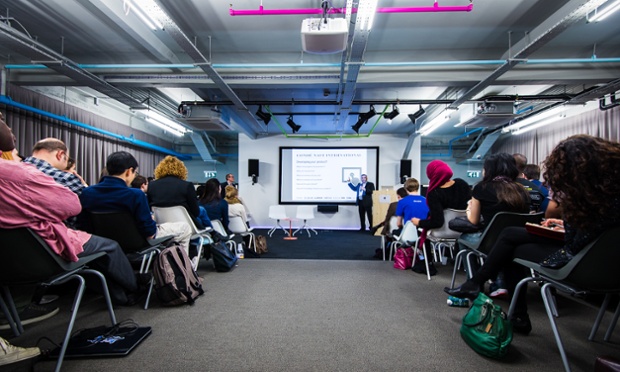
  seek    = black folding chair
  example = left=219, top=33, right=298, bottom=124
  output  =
left=0, top=227, right=117, bottom=372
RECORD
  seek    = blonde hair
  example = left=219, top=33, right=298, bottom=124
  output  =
left=224, top=185, right=241, bottom=204
left=154, top=156, right=188, bottom=180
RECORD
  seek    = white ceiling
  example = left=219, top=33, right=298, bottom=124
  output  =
left=0, top=0, right=619, bottom=145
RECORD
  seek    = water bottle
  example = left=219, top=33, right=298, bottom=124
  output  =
left=236, top=243, right=244, bottom=259
left=447, top=295, right=469, bottom=307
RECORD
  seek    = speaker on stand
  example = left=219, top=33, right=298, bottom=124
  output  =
left=248, top=159, right=259, bottom=185
left=400, top=159, right=412, bottom=184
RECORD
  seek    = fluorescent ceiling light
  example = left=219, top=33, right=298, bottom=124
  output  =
left=418, top=112, right=450, bottom=136
left=502, top=105, right=565, bottom=133
left=146, top=117, right=185, bottom=137
left=357, top=0, right=378, bottom=31
left=512, top=101, right=598, bottom=135
left=124, top=0, right=164, bottom=30
left=589, top=0, right=620, bottom=22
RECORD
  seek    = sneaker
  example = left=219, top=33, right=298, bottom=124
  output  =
left=0, top=338, right=40, bottom=366
left=0, top=303, right=59, bottom=330
left=489, top=288, right=509, bottom=299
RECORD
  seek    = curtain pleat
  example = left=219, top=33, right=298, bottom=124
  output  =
left=2, top=85, right=171, bottom=185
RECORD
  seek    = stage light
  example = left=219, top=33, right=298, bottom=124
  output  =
left=351, top=105, right=376, bottom=134
left=408, top=105, right=426, bottom=123
left=383, top=104, right=400, bottom=124
left=287, top=115, right=302, bottom=133
left=255, top=105, right=271, bottom=125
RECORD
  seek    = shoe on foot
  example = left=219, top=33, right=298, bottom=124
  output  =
left=489, top=288, right=509, bottom=299
left=443, top=281, right=481, bottom=300
left=510, top=313, right=532, bottom=335
left=0, top=303, right=59, bottom=331
left=0, top=338, right=41, bottom=366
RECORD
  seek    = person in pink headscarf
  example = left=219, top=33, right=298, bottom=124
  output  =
left=411, top=160, right=471, bottom=245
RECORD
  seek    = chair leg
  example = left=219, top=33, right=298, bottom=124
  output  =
left=0, top=287, right=23, bottom=336
left=82, top=269, right=117, bottom=326
left=381, top=236, right=386, bottom=261
left=52, top=275, right=87, bottom=372
left=421, top=241, right=431, bottom=281
left=450, top=249, right=468, bottom=288
left=508, top=276, right=537, bottom=317
left=604, top=299, right=620, bottom=342
left=541, top=283, right=572, bottom=372
left=589, top=293, right=611, bottom=341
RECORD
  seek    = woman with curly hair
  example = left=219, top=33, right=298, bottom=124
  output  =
left=147, top=155, right=205, bottom=228
left=446, top=135, right=620, bottom=334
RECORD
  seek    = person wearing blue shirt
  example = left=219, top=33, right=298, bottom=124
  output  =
left=78, top=151, right=192, bottom=255
left=396, top=178, right=430, bottom=228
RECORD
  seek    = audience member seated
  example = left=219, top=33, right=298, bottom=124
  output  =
left=523, top=163, right=550, bottom=213
left=220, top=173, right=238, bottom=199
left=65, top=156, right=88, bottom=186
left=224, top=185, right=249, bottom=226
left=199, top=178, right=229, bottom=232
left=513, top=153, right=545, bottom=212
left=78, top=151, right=193, bottom=255
left=446, top=135, right=620, bottom=335
left=131, top=174, right=149, bottom=193
left=459, top=153, right=531, bottom=298
left=147, top=155, right=207, bottom=228
left=370, top=187, right=408, bottom=259
left=395, top=178, right=430, bottom=229
left=0, top=117, right=141, bottom=306
left=22, top=138, right=86, bottom=195
left=411, top=160, right=471, bottom=249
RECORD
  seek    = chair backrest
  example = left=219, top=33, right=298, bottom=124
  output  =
left=386, top=216, right=399, bottom=237
left=551, top=225, right=620, bottom=292
left=88, top=211, right=152, bottom=253
left=427, top=209, right=467, bottom=240
left=0, top=227, right=85, bottom=284
left=269, top=205, right=288, bottom=219
left=211, top=219, right=228, bottom=236
left=476, top=211, right=544, bottom=254
left=296, top=206, right=315, bottom=220
left=152, top=205, right=200, bottom=235
left=228, top=216, right=249, bottom=234
left=397, top=221, right=419, bottom=246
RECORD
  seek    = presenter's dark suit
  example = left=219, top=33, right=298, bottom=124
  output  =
left=348, top=181, right=375, bottom=230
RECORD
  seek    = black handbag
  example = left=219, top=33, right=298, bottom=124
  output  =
left=539, top=248, right=573, bottom=269
left=448, top=216, right=482, bottom=234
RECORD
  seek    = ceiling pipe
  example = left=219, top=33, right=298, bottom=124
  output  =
left=0, top=95, right=191, bottom=160
left=6, top=57, right=620, bottom=71
left=229, top=3, right=473, bottom=16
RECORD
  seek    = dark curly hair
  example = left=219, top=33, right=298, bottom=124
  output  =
left=480, top=152, right=529, bottom=211
left=543, top=135, right=620, bottom=230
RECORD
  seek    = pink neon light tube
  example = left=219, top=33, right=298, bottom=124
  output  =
left=229, top=3, right=473, bottom=16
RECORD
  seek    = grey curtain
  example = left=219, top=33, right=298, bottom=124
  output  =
left=2, top=85, right=172, bottom=185
left=493, top=105, right=620, bottom=167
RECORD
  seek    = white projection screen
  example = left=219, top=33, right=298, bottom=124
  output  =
left=279, top=147, right=380, bottom=205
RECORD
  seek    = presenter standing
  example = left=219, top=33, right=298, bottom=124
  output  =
left=348, top=174, right=375, bottom=231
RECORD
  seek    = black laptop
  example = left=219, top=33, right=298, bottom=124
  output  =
left=50, top=326, right=151, bottom=358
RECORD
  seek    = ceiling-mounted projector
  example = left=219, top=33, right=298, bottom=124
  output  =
left=301, top=18, right=348, bottom=54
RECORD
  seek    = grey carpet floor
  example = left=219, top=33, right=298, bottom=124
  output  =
left=5, top=259, right=619, bottom=372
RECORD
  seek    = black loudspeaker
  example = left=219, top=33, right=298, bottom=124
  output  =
left=400, top=159, right=412, bottom=178
left=248, top=159, right=259, bottom=177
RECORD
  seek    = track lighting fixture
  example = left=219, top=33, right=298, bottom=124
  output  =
left=255, top=105, right=271, bottom=125
left=352, top=105, right=376, bottom=134
left=383, top=104, right=400, bottom=124
left=408, top=105, right=426, bottom=123
left=287, top=115, right=302, bottom=133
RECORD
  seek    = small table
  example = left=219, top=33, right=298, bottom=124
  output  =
left=283, top=218, right=297, bottom=240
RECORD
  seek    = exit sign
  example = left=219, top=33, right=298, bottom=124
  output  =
left=204, top=171, right=217, bottom=178
left=467, top=170, right=481, bottom=178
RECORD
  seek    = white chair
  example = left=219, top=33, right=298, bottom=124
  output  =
left=229, top=216, right=256, bottom=251
left=390, top=221, right=419, bottom=259
left=426, top=209, right=467, bottom=264
left=268, top=205, right=290, bottom=237
left=293, top=206, right=318, bottom=237
left=151, top=206, right=213, bottom=270
left=381, top=216, right=399, bottom=261
left=211, top=219, right=237, bottom=253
